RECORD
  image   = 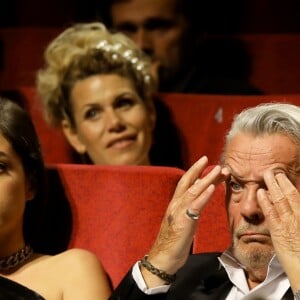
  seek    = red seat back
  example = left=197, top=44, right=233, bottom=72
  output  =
left=192, top=165, right=230, bottom=253
left=193, top=183, right=230, bottom=253
left=54, top=164, right=184, bottom=287
left=240, top=34, right=300, bottom=94
left=50, top=163, right=232, bottom=284
left=160, top=93, right=300, bottom=168
left=18, top=86, right=74, bottom=164
left=1, top=29, right=300, bottom=94
left=17, top=87, right=300, bottom=171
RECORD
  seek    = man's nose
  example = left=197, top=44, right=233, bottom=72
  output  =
left=240, top=188, right=264, bottom=223
left=133, top=29, right=153, bottom=55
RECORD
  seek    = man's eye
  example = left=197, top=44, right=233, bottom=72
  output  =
left=115, top=23, right=137, bottom=34
left=229, top=181, right=242, bottom=192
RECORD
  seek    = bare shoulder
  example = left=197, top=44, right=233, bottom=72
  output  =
left=49, top=248, right=105, bottom=273
left=53, top=248, right=101, bottom=262
left=47, top=249, right=112, bottom=299
left=7, top=249, right=112, bottom=300
left=31, top=248, right=108, bottom=281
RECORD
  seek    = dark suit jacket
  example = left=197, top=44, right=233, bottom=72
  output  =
left=109, top=252, right=294, bottom=300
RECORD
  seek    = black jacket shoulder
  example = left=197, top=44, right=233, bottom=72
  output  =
left=109, top=252, right=232, bottom=300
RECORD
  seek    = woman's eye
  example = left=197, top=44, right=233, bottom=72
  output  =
left=116, top=98, right=135, bottom=109
left=0, top=163, right=7, bottom=173
left=84, top=107, right=100, bottom=119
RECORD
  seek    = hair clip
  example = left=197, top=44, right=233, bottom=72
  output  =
left=95, top=40, right=151, bottom=84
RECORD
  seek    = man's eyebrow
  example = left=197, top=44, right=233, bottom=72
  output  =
left=271, top=167, right=288, bottom=175
left=223, top=164, right=261, bottom=183
left=144, top=17, right=174, bottom=25
left=223, top=164, right=241, bottom=180
left=274, top=166, right=300, bottom=183
left=115, top=22, right=137, bottom=29
left=228, top=174, right=245, bottom=183
left=0, top=151, right=8, bottom=158
left=294, top=162, right=300, bottom=175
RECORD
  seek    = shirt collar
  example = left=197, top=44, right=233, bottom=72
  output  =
left=218, top=248, right=287, bottom=293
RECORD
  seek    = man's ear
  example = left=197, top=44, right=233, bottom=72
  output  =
left=61, top=119, right=86, bottom=154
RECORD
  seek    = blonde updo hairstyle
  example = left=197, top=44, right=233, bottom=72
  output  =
left=37, top=22, right=156, bottom=127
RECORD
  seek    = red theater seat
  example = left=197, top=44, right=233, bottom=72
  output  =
left=192, top=165, right=230, bottom=254
left=1, top=29, right=300, bottom=94
left=193, top=182, right=230, bottom=254
left=16, top=87, right=300, bottom=169
left=14, top=87, right=300, bottom=169
left=18, top=86, right=74, bottom=164
left=160, top=93, right=300, bottom=168
left=48, top=163, right=232, bottom=285
left=54, top=164, right=184, bottom=287
left=0, top=27, right=64, bottom=90
left=241, top=34, right=300, bottom=94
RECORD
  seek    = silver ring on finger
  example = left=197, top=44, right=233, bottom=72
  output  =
left=186, top=208, right=200, bottom=221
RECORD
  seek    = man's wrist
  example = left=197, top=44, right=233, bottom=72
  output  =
left=140, top=255, right=176, bottom=284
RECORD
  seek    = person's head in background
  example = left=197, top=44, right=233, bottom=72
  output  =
left=99, top=0, right=203, bottom=92
left=37, top=22, right=157, bottom=166
left=0, top=97, right=45, bottom=251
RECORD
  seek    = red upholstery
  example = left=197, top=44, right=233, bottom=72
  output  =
left=193, top=183, right=230, bottom=254
left=0, top=27, right=64, bottom=90
left=18, top=86, right=74, bottom=164
left=54, top=164, right=184, bottom=287
left=1, top=29, right=300, bottom=93
left=160, top=93, right=300, bottom=168
left=15, top=87, right=300, bottom=169
left=192, top=165, right=230, bottom=253
left=240, top=34, right=300, bottom=94
left=49, top=163, right=231, bottom=285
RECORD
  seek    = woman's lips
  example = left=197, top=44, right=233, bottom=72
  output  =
left=107, top=135, right=136, bottom=149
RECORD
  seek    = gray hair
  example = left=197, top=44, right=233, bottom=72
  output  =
left=223, top=102, right=300, bottom=158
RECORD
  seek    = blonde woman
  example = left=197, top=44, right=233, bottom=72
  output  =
left=37, top=22, right=160, bottom=166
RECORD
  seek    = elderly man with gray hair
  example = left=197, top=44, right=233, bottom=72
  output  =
left=110, top=102, right=300, bottom=300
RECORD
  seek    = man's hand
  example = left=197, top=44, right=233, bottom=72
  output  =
left=257, top=170, right=300, bottom=292
left=141, top=156, right=230, bottom=287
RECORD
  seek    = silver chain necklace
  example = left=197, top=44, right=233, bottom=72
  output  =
left=0, top=245, right=33, bottom=271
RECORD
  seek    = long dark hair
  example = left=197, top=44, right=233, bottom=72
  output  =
left=0, top=97, right=46, bottom=249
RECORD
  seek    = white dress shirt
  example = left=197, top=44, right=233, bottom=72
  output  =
left=132, top=248, right=292, bottom=299
left=220, top=249, right=290, bottom=299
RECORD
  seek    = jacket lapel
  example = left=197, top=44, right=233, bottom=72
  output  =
left=188, top=267, right=232, bottom=300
